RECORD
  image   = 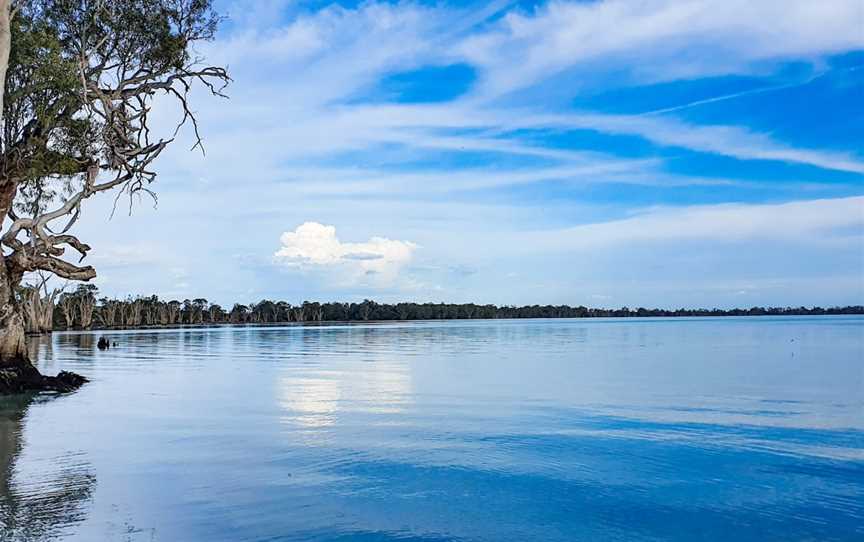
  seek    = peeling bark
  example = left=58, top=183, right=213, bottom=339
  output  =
left=0, top=0, right=27, bottom=371
left=0, top=1, right=10, bottom=114
left=0, top=257, right=26, bottom=364
left=0, top=240, right=87, bottom=392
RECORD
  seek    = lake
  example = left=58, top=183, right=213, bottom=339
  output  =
left=1, top=317, right=862, bottom=541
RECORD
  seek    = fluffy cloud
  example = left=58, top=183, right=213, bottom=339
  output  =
left=274, top=222, right=418, bottom=286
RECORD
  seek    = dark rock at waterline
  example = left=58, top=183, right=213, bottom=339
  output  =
left=0, top=364, right=88, bottom=394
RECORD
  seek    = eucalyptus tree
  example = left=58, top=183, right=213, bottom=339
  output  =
left=254, top=299, right=277, bottom=323
left=228, top=303, right=248, bottom=324
left=0, top=0, right=229, bottom=391
left=98, top=296, right=119, bottom=327
left=206, top=302, right=222, bottom=323
left=302, top=301, right=323, bottom=322
left=356, top=300, right=377, bottom=321
left=16, top=284, right=41, bottom=332
left=121, top=296, right=142, bottom=327
left=275, top=300, right=291, bottom=322
left=57, top=290, right=75, bottom=328
left=290, top=303, right=306, bottom=322
left=395, top=302, right=412, bottom=320
left=74, top=283, right=96, bottom=328
left=191, top=298, right=207, bottom=323
left=17, top=280, right=58, bottom=333
left=141, top=294, right=160, bottom=325
left=166, top=299, right=181, bottom=325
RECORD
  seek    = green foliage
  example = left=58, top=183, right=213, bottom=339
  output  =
left=3, top=0, right=224, bottom=214
left=5, top=9, right=87, bottom=214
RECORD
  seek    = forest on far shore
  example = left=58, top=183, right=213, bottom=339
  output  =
left=16, top=284, right=864, bottom=334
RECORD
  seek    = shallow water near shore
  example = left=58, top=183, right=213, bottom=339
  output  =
left=1, top=316, right=862, bottom=541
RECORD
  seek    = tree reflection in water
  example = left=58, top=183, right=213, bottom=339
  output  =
left=0, top=392, right=95, bottom=541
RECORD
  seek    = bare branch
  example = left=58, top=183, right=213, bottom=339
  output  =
left=1, top=0, right=229, bottom=287
left=30, top=255, right=96, bottom=281
left=8, top=246, right=95, bottom=281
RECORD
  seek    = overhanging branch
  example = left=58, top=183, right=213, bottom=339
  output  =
left=1, top=0, right=230, bottom=286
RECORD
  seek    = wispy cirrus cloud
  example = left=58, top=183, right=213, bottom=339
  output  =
left=459, top=0, right=864, bottom=97
left=145, top=0, right=864, bottom=208
left=506, top=113, right=864, bottom=174
left=525, top=196, right=864, bottom=250
left=70, top=0, right=864, bottom=306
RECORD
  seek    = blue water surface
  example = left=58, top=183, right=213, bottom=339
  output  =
left=1, top=316, right=862, bottom=541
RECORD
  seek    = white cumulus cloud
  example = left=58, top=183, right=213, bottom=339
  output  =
left=274, top=222, right=418, bottom=286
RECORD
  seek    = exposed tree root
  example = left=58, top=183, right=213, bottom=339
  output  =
left=0, top=361, right=87, bottom=394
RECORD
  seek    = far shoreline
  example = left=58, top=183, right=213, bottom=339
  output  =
left=36, top=311, right=864, bottom=335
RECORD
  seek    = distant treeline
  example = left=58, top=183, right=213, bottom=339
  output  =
left=15, top=284, right=864, bottom=332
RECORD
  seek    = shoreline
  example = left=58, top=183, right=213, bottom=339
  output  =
left=29, top=312, right=864, bottom=334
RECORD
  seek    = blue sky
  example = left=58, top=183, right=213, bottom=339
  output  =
left=71, top=0, right=864, bottom=308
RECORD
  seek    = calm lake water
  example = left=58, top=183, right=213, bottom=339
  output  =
left=1, top=317, right=862, bottom=541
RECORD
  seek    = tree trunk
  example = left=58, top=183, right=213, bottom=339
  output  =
left=0, top=0, right=11, bottom=110
left=0, top=162, right=85, bottom=391
left=39, top=289, right=58, bottom=333
left=0, top=255, right=77, bottom=392
left=0, top=256, right=27, bottom=365
left=0, top=1, right=84, bottom=394
left=0, top=0, right=17, bottom=355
